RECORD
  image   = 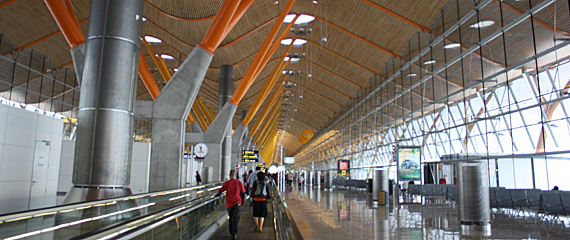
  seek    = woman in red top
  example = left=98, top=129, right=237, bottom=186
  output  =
left=251, top=172, right=270, bottom=232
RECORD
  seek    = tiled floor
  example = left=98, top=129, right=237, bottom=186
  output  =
left=283, top=184, right=570, bottom=240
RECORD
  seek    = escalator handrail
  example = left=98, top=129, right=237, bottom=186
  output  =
left=270, top=183, right=304, bottom=240
left=0, top=182, right=223, bottom=222
left=71, top=191, right=226, bottom=240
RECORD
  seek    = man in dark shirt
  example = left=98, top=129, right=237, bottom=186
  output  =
left=218, top=170, right=245, bottom=240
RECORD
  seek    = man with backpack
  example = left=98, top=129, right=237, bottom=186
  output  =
left=250, top=172, right=270, bottom=232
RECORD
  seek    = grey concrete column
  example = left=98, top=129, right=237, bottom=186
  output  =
left=219, top=65, right=233, bottom=181
left=316, top=171, right=321, bottom=187
left=65, top=0, right=144, bottom=203
left=372, top=169, right=388, bottom=202
left=323, top=170, right=333, bottom=190
left=457, top=161, right=491, bottom=237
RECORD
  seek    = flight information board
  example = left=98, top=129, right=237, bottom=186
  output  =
left=242, top=150, right=259, bottom=162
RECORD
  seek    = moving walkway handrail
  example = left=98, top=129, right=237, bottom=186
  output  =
left=270, top=183, right=304, bottom=240
left=71, top=191, right=226, bottom=240
left=0, top=182, right=222, bottom=222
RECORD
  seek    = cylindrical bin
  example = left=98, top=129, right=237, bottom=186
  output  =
left=372, top=169, right=388, bottom=204
left=457, top=161, right=491, bottom=236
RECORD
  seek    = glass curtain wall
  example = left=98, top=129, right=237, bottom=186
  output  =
left=294, top=0, right=570, bottom=190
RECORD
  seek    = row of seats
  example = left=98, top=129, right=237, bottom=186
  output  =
left=409, top=184, right=570, bottom=218
left=333, top=179, right=367, bottom=188
left=408, top=184, right=458, bottom=200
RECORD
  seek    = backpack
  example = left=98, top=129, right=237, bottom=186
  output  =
left=253, top=181, right=267, bottom=198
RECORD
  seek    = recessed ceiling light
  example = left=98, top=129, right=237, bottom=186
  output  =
left=144, top=36, right=162, bottom=44
left=312, top=0, right=318, bottom=4
left=469, top=20, right=494, bottom=29
left=274, top=1, right=279, bottom=5
left=173, top=68, right=178, bottom=72
left=423, top=60, right=436, bottom=65
left=282, top=70, right=288, bottom=75
left=142, top=17, right=147, bottom=22
left=283, top=14, right=316, bottom=25
left=444, top=43, right=461, bottom=49
left=407, top=73, right=417, bottom=77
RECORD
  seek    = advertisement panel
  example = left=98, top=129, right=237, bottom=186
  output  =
left=397, top=146, right=421, bottom=181
left=338, top=159, right=350, bottom=177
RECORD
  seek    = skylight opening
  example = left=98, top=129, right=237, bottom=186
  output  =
left=469, top=20, right=494, bottom=29
left=283, top=14, right=315, bottom=25
left=444, top=43, right=461, bottom=49
left=281, top=38, right=307, bottom=46
left=144, top=36, right=162, bottom=44
left=283, top=57, right=300, bottom=63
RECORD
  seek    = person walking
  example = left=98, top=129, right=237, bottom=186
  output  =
left=247, top=167, right=261, bottom=205
left=251, top=172, right=270, bottom=232
left=217, top=170, right=245, bottom=240
left=195, top=171, right=202, bottom=185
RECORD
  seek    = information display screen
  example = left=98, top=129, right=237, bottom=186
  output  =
left=397, top=146, right=421, bottom=181
left=338, top=159, right=350, bottom=177
left=284, top=157, right=295, bottom=164
left=242, top=150, right=259, bottom=162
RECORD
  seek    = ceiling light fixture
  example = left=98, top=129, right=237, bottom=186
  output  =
left=423, top=60, right=436, bottom=65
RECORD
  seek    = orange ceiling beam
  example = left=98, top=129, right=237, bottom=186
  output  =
left=43, top=0, right=85, bottom=49
left=0, top=0, right=18, bottom=8
left=229, top=0, right=297, bottom=106
left=241, top=43, right=293, bottom=126
left=249, top=77, right=287, bottom=138
left=198, top=0, right=243, bottom=54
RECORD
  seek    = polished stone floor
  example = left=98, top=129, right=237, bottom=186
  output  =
left=282, top=184, right=570, bottom=240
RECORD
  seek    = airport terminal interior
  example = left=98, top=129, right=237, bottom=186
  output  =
left=2, top=0, right=570, bottom=239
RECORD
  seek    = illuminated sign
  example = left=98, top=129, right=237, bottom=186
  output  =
left=284, top=157, right=295, bottom=164
left=397, top=146, right=421, bottom=181
left=242, top=150, right=259, bottom=162
left=338, top=159, right=350, bottom=177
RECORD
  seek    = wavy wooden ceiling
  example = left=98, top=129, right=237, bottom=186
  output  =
left=0, top=0, right=450, bottom=157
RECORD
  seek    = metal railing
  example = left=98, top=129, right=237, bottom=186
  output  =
left=270, top=183, right=304, bottom=240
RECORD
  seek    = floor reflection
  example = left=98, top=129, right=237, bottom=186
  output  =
left=282, top=185, right=570, bottom=240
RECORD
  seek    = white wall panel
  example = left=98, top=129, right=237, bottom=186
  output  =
left=0, top=104, right=8, bottom=144
left=4, top=107, right=37, bottom=148
left=0, top=145, right=34, bottom=181
left=0, top=181, right=31, bottom=214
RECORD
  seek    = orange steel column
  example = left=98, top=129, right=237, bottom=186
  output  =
left=138, top=53, right=161, bottom=99
left=43, top=0, right=85, bottom=49
left=241, top=44, right=293, bottom=126
left=216, top=0, right=256, bottom=48
left=249, top=75, right=288, bottom=137
left=198, top=0, right=243, bottom=54
left=254, top=105, right=280, bottom=144
left=197, top=98, right=215, bottom=124
left=228, top=0, right=297, bottom=106
left=259, top=117, right=279, bottom=147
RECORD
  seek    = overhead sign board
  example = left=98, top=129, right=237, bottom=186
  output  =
left=242, top=150, right=259, bottom=162
left=284, top=157, right=295, bottom=164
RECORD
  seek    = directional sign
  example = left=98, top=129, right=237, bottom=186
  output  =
left=242, top=150, right=259, bottom=162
